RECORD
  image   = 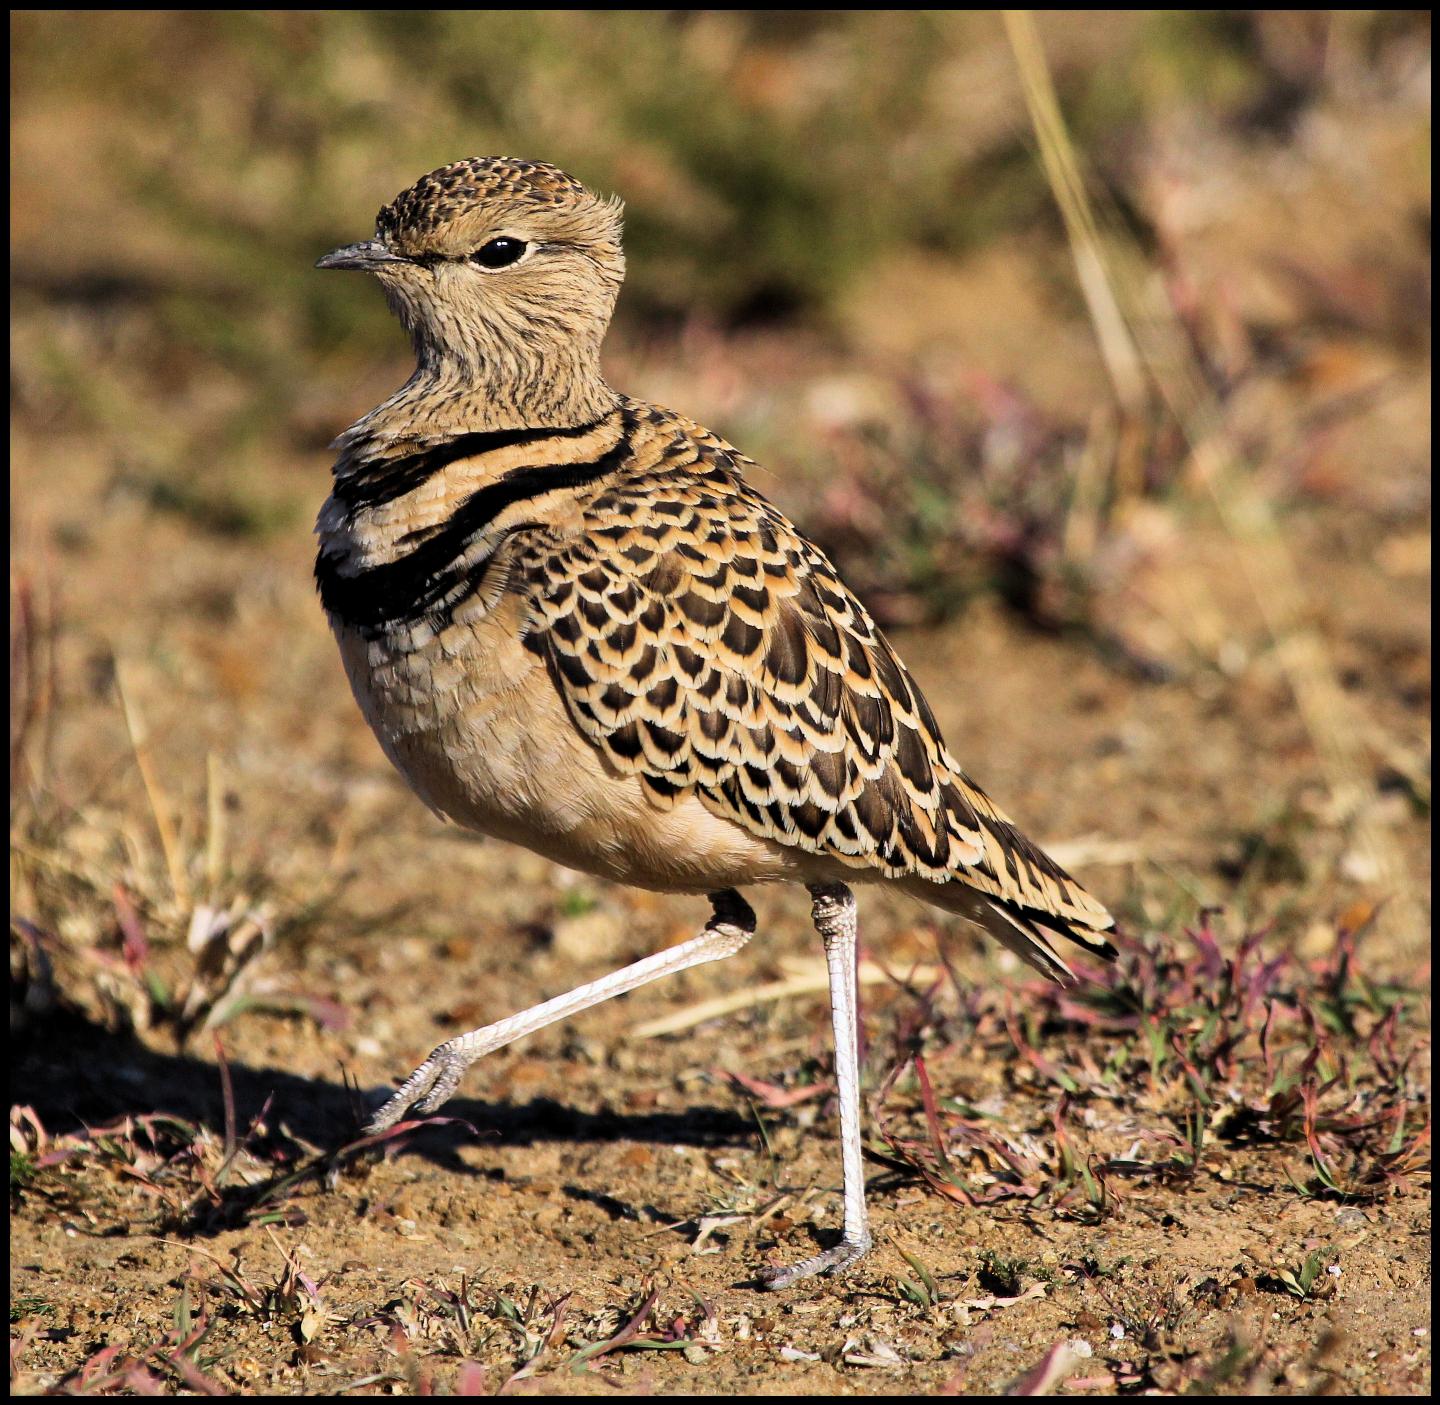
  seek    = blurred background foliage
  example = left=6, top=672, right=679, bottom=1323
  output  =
left=13, top=11, right=1429, bottom=332
left=12, top=10, right=1429, bottom=627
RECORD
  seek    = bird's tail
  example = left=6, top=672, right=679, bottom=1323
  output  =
left=906, top=877, right=1118, bottom=986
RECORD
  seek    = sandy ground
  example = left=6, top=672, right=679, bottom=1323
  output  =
left=10, top=417, right=1431, bottom=1390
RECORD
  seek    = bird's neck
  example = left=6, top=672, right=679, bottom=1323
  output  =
left=342, top=341, right=620, bottom=459
left=337, top=274, right=624, bottom=460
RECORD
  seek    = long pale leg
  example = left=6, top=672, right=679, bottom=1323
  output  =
left=760, top=881, right=873, bottom=1289
left=367, top=889, right=756, bottom=1133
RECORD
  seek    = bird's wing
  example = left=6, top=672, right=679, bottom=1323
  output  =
left=515, top=406, right=1113, bottom=952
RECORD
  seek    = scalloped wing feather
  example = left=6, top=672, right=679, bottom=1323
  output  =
left=515, top=404, right=1114, bottom=964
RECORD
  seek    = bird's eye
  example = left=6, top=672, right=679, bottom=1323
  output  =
left=471, top=237, right=528, bottom=269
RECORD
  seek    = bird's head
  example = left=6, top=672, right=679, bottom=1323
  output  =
left=319, top=158, right=625, bottom=418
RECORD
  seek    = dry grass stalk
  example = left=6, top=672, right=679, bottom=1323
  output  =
left=632, top=958, right=943, bottom=1039
left=115, top=660, right=192, bottom=910
left=10, top=570, right=59, bottom=803
left=1003, top=9, right=1418, bottom=951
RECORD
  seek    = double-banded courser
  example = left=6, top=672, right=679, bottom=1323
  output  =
left=316, top=158, right=1116, bottom=1288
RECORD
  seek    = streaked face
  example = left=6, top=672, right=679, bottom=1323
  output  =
left=318, top=158, right=625, bottom=363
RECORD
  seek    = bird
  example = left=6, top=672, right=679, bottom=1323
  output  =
left=315, top=157, right=1116, bottom=1290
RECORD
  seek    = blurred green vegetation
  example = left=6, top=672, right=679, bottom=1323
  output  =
left=11, top=11, right=1431, bottom=622
left=13, top=11, right=1425, bottom=356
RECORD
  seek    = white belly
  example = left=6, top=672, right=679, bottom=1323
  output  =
left=331, top=595, right=820, bottom=894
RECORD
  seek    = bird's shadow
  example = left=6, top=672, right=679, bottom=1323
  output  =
left=13, top=1006, right=754, bottom=1236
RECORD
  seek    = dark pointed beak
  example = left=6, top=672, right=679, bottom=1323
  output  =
left=315, top=240, right=408, bottom=272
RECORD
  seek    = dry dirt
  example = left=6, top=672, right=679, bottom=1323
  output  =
left=10, top=416, right=1431, bottom=1391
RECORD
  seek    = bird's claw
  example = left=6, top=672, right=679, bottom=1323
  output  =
left=757, top=1233, right=873, bottom=1291
left=366, top=1040, right=469, bottom=1134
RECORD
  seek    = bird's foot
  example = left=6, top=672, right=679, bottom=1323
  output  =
left=366, top=1039, right=471, bottom=1133
left=757, top=1232, right=873, bottom=1291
